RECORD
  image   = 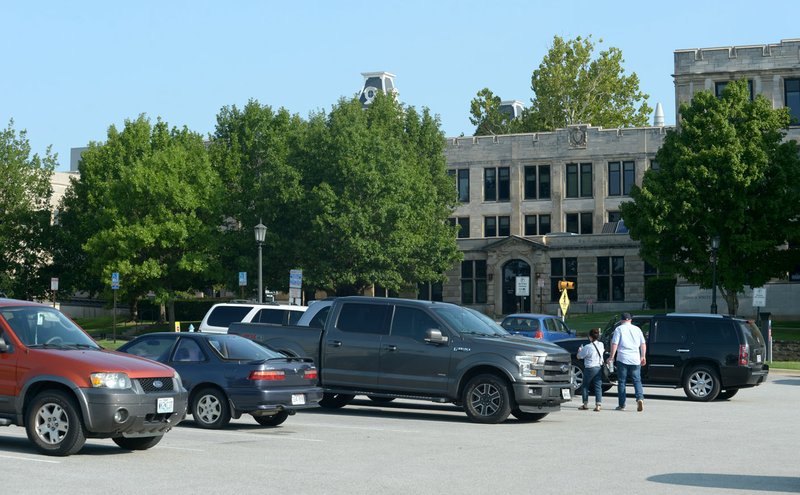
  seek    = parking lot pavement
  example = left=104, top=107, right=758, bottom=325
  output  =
left=2, top=372, right=799, bottom=495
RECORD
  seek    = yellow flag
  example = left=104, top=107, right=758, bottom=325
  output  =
left=559, top=288, right=570, bottom=318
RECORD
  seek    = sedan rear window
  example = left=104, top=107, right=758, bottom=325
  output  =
left=205, top=334, right=285, bottom=360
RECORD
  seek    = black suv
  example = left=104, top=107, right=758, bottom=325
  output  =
left=556, top=313, right=769, bottom=401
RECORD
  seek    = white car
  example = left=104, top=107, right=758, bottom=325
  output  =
left=198, top=302, right=307, bottom=334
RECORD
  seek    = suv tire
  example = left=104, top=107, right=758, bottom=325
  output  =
left=511, top=409, right=548, bottom=422
left=683, top=365, right=721, bottom=401
left=26, top=390, right=87, bottom=456
left=319, top=393, right=354, bottom=409
left=462, top=374, right=512, bottom=424
left=716, top=388, right=739, bottom=400
left=192, top=387, right=231, bottom=429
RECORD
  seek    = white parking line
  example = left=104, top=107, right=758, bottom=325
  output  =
left=0, top=454, right=60, bottom=464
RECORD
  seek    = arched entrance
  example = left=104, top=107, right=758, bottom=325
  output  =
left=502, top=259, right=531, bottom=314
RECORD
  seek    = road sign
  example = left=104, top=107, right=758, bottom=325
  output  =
left=515, top=276, right=530, bottom=296
left=559, top=287, right=570, bottom=317
left=50, top=278, right=59, bottom=291
left=290, top=269, right=303, bottom=289
left=752, top=287, right=767, bottom=307
left=238, top=272, right=247, bottom=287
left=111, top=272, right=119, bottom=290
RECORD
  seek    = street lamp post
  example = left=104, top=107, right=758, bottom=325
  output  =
left=254, top=220, right=267, bottom=303
left=710, top=236, right=720, bottom=314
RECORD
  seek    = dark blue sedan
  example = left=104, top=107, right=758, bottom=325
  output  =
left=118, top=333, right=322, bottom=429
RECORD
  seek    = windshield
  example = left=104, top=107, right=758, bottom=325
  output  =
left=205, top=334, right=285, bottom=360
left=0, top=306, right=99, bottom=349
left=432, top=306, right=508, bottom=337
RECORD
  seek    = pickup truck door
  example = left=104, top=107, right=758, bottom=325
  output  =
left=645, top=318, right=692, bottom=383
left=322, top=302, right=390, bottom=388
left=379, top=306, right=451, bottom=395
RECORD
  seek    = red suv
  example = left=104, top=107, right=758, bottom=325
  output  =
left=0, top=299, right=188, bottom=455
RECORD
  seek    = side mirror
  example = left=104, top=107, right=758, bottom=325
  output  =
left=424, top=329, right=449, bottom=345
left=0, top=337, right=8, bottom=353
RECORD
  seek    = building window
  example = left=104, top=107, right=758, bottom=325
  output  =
left=650, top=160, right=659, bottom=171
left=715, top=80, right=754, bottom=100
left=524, top=165, right=551, bottom=200
left=484, top=167, right=510, bottom=202
left=597, top=256, right=625, bottom=302
left=461, top=260, right=487, bottom=304
left=449, top=169, right=470, bottom=202
left=524, top=214, right=551, bottom=236
left=608, top=211, right=622, bottom=223
left=551, top=257, right=577, bottom=302
left=566, top=163, right=592, bottom=198
left=417, top=281, right=443, bottom=301
left=786, top=79, right=800, bottom=125
left=484, top=216, right=510, bottom=237
left=608, top=161, right=635, bottom=196
left=484, top=216, right=496, bottom=237
left=566, top=212, right=593, bottom=234
left=456, top=217, right=469, bottom=238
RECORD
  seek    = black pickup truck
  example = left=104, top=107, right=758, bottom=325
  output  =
left=229, top=296, right=573, bottom=424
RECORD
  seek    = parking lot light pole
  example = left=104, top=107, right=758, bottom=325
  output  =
left=711, top=236, right=720, bottom=314
left=255, top=220, right=267, bottom=303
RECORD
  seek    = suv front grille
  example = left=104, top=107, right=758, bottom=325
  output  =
left=543, top=355, right=572, bottom=383
left=137, top=377, right=175, bottom=393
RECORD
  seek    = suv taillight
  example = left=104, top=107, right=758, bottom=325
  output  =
left=249, top=370, right=285, bottom=381
left=739, top=344, right=749, bottom=366
left=303, top=369, right=318, bottom=380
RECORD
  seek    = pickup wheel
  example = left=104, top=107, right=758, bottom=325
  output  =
left=683, top=365, right=721, bottom=401
left=462, top=374, right=512, bottom=424
left=319, top=393, right=354, bottom=409
left=192, top=387, right=231, bottom=429
left=26, top=390, right=86, bottom=456
left=253, top=410, right=289, bottom=426
left=113, top=435, right=163, bottom=450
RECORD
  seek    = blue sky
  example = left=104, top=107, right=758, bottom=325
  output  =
left=2, top=0, right=798, bottom=171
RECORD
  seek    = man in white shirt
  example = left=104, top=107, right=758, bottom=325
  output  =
left=607, top=312, right=646, bottom=411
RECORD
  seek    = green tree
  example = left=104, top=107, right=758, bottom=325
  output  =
left=209, top=100, right=307, bottom=298
left=59, top=115, right=222, bottom=324
left=621, top=80, right=800, bottom=315
left=0, top=120, right=56, bottom=299
left=299, top=93, right=461, bottom=295
left=470, top=35, right=651, bottom=135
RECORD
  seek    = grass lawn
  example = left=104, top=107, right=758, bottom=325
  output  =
left=769, top=362, right=800, bottom=370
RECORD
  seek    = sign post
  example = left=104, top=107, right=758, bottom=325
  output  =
left=50, top=277, right=59, bottom=308
left=289, top=269, right=303, bottom=306
left=752, top=287, right=769, bottom=360
left=537, top=278, right=545, bottom=313
left=238, top=272, right=247, bottom=300
left=515, top=276, right=530, bottom=312
left=111, top=272, right=119, bottom=343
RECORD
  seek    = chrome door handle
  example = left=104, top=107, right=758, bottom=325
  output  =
left=385, top=345, right=398, bottom=352
left=676, top=349, right=690, bottom=353
left=327, top=340, right=342, bottom=348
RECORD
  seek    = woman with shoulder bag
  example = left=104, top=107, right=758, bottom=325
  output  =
left=576, top=328, right=604, bottom=412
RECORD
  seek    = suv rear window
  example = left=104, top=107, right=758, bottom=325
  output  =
left=254, top=308, right=286, bottom=325
left=739, top=320, right=766, bottom=348
left=207, top=306, right=252, bottom=327
left=692, top=319, right=736, bottom=344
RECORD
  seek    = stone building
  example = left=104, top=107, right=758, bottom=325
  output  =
left=440, top=126, right=668, bottom=317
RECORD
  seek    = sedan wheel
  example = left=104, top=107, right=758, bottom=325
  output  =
left=192, top=388, right=231, bottom=429
left=570, top=363, right=584, bottom=390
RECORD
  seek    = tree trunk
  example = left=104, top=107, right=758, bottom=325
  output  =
left=168, top=299, right=176, bottom=331
left=159, top=303, right=167, bottom=323
left=719, top=287, right=739, bottom=315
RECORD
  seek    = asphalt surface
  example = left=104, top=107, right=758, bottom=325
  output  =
left=2, top=371, right=798, bottom=495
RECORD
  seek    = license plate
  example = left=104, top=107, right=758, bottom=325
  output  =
left=157, top=397, right=174, bottom=413
left=756, top=355, right=762, bottom=363
left=561, top=388, right=571, bottom=400
left=291, top=394, right=305, bottom=405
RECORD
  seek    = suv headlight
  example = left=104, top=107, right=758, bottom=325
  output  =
left=515, top=354, right=544, bottom=378
left=90, top=372, right=131, bottom=389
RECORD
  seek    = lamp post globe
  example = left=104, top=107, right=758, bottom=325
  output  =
left=710, top=236, right=720, bottom=314
left=255, top=221, right=267, bottom=303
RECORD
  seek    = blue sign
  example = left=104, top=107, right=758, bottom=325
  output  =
left=289, top=269, right=303, bottom=289
left=238, top=272, right=247, bottom=287
left=111, top=272, right=120, bottom=290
